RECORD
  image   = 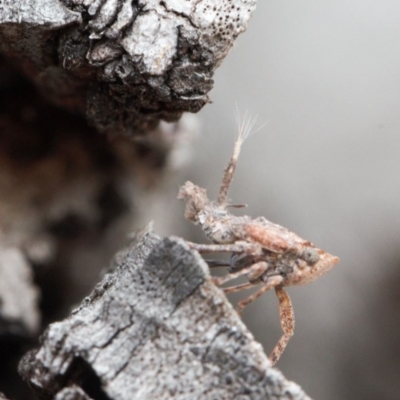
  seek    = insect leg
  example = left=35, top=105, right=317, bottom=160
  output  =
left=213, top=261, right=268, bottom=286
left=186, top=241, right=261, bottom=254
left=269, top=287, right=295, bottom=366
left=222, top=282, right=255, bottom=294
left=236, top=275, right=284, bottom=316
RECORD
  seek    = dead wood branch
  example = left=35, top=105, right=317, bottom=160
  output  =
left=19, top=230, right=310, bottom=399
left=0, top=0, right=256, bottom=135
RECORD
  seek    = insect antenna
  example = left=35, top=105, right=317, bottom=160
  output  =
left=217, top=110, right=262, bottom=205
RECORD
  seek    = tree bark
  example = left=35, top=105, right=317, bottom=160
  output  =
left=19, top=229, right=311, bottom=399
left=0, top=57, right=196, bottom=398
left=0, top=0, right=256, bottom=135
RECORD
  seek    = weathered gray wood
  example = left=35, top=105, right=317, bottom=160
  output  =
left=19, top=230, right=311, bottom=399
left=0, top=247, right=40, bottom=338
left=0, top=0, right=257, bottom=135
left=0, top=55, right=197, bottom=320
left=54, top=386, right=94, bottom=400
left=0, top=57, right=196, bottom=399
left=0, top=0, right=81, bottom=27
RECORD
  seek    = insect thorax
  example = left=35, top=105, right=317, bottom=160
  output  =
left=198, top=208, right=237, bottom=244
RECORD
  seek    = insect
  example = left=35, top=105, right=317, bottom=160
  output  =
left=177, top=114, right=339, bottom=365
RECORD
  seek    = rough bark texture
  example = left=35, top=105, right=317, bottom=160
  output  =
left=0, top=58, right=196, bottom=315
left=19, top=230, right=310, bottom=399
left=0, top=59, right=197, bottom=399
left=0, top=0, right=256, bottom=135
left=54, top=386, right=94, bottom=400
left=0, top=72, right=192, bottom=248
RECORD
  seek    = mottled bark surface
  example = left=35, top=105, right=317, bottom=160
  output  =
left=0, top=0, right=256, bottom=135
left=54, top=386, right=94, bottom=400
left=0, top=60, right=188, bottom=321
left=0, top=59, right=197, bottom=399
left=19, top=231, right=310, bottom=400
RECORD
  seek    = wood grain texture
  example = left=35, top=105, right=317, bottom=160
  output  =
left=0, top=0, right=256, bottom=135
left=19, top=231, right=311, bottom=399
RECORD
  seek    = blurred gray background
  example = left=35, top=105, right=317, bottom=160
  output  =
left=157, top=1, right=400, bottom=399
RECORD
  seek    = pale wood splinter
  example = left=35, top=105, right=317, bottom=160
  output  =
left=178, top=113, right=339, bottom=365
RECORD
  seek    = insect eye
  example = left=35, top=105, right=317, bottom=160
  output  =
left=300, top=248, right=320, bottom=265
